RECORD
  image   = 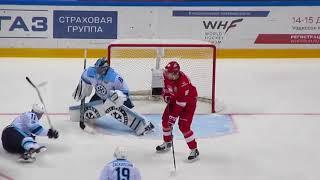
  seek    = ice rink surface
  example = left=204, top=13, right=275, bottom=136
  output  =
left=1, top=58, right=320, bottom=180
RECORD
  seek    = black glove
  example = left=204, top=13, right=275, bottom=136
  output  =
left=80, top=121, right=86, bottom=130
left=31, top=134, right=36, bottom=140
left=47, top=128, right=59, bottom=139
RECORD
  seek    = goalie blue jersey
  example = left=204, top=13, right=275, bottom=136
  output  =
left=81, top=67, right=129, bottom=100
left=10, top=112, right=48, bottom=137
left=99, top=159, right=141, bottom=180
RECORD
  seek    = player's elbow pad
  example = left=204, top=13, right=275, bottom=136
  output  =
left=72, top=80, right=92, bottom=101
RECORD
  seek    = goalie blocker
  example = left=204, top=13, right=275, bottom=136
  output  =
left=69, top=99, right=154, bottom=136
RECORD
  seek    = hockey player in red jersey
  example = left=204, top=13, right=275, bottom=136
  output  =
left=156, top=61, right=199, bottom=161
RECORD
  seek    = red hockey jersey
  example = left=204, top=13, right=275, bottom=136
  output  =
left=162, top=71, right=198, bottom=116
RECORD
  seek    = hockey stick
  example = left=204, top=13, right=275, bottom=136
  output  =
left=171, top=129, right=177, bottom=172
left=168, top=104, right=177, bottom=173
left=25, top=76, right=53, bottom=129
left=79, top=48, right=87, bottom=130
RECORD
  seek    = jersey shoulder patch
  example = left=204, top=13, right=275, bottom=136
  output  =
left=102, top=68, right=118, bottom=82
left=118, top=76, right=124, bottom=83
left=86, top=67, right=97, bottom=78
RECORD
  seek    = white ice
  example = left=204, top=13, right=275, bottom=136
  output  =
left=0, top=58, right=320, bottom=180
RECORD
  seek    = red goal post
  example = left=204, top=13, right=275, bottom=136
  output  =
left=107, top=39, right=217, bottom=113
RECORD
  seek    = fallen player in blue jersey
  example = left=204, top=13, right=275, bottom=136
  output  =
left=1, top=104, right=59, bottom=162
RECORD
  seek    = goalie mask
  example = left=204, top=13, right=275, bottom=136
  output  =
left=164, top=61, right=180, bottom=81
left=95, top=57, right=109, bottom=75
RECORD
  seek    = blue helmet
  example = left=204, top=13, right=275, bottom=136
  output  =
left=94, top=57, right=109, bottom=68
left=94, top=57, right=109, bottom=75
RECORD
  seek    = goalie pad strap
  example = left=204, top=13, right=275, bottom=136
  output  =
left=133, top=120, right=142, bottom=131
left=129, top=117, right=137, bottom=128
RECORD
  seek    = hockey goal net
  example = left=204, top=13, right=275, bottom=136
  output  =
left=107, top=39, right=217, bottom=114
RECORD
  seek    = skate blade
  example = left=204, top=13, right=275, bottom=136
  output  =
left=38, top=147, right=47, bottom=153
left=18, top=157, right=36, bottom=163
left=32, top=146, right=47, bottom=154
left=143, top=129, right=155, bottom=135
left=156, top=149, right=171, bottom=153
left=186, top=156, right=200, bottom=163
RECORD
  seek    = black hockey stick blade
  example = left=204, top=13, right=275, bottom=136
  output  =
left=26, top=76, right=36, bottom=88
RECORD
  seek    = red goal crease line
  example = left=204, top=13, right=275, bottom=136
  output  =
left=0, top=112, right=320, bottom=116
left=0, top=172, right=14, bottom=180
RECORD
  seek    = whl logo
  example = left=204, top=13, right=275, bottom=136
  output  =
left=203, top=18, right=243, bottom=33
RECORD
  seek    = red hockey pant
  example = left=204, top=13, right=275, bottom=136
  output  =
left=162, top=101, right=197, bottom=150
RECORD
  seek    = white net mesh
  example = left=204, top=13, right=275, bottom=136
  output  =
left=107, top=39, right=216, bottom=114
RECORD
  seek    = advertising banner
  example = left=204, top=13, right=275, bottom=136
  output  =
left=255, top=34, right=320, bottom=44
left=0, top=5, right=319, bottom=49
left=254, top=15, right=320, bottom=44
left=0, top=8, right=50, bottom=39
left=170, top=10, right=270, bottom=46
left=53, top=10, right=117, bottom=39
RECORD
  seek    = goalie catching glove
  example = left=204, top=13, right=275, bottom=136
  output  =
left=110, top=90, right=127, bottom=107
left=72, top=80, right=93, bottom=101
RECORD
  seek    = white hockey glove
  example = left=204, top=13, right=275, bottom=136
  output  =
left=72, top=80, right=93, bottom=101
left=110, top=90, right=127, bottom=107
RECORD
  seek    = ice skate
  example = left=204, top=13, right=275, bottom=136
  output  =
left=136, top=121, right=155, bottom=136
left=187, top=148, right=199, bottom=162
left=156, top=141, right=172, bottom=152
left=143, top=122, right=155, bottom=134
left=18, top=146, right=47, bottom=163
left=18, top=151, right=36, bottom=163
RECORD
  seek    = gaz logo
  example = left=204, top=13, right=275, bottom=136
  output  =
left=0, top=16, right=48, bottom=32
left=84, top=106, right=101, bottom=120
left=105, top=106, right=129, bottom=125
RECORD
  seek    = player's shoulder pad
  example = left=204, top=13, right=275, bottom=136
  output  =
left=86, top=67, right=97, bottom=78
left=102, top=68, right=118, bottom=82
left=179, top=74, right=191, bottom=87
left=26, top=112, right=39, bottom=123
left=179, top=74, right=190, bottom=87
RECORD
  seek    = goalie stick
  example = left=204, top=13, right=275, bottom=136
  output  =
left=79, top=48, right=87, bottom=130
left=25, top=76, right=53, bottom=129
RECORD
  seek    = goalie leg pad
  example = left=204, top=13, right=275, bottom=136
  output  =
left=127, top=117, right=152, bottom=136
left=120, top=105, right=154, bottom=135
left=135, top=121, right=155, bottom=136
left=70, top=98, right=155, bottom=135
left=72, top=80, right=93, bottom=102
left=69, top=100, right=106, bottom=122
left=103, top=98, right=154, bottom=135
